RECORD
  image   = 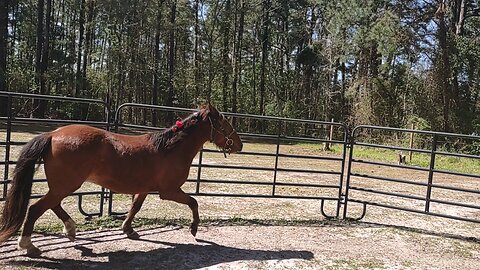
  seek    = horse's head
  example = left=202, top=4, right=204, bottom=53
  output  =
left=203, top=103, right=243, bottom=155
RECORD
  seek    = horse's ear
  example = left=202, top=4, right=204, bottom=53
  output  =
left=206, top=103, right=220, bottom=118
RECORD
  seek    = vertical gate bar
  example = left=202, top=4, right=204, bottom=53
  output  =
left=336, top=126, right=348, bottom=218
left=272, top=120, right=282, bottom=196
left=108, top=190, right=114, bottom=215
left=195, top=147, right=204, bottom=194
left=425, top=134, right=437, bottom=213
left=107, top=107, right=121, bottom=216
left=3, top=96, right=12, bottom=199
left=100, top=101, right=109, bottom=216
left=342, top=133, right=356, bottom=219
left=99, top=187, right=105, bottom=216
left=105, top=102, right=110, bottom=132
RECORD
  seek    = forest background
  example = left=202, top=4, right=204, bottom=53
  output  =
left=0, top=0, right=479, bottom=134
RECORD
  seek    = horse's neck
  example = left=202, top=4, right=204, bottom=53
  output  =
left=174, top=122, right=210, bottom=161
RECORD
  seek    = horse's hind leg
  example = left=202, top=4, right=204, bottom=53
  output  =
left=18, top=191, right=65, bottom=256
left=52, top=204, right=76, bottom=241
left=122, top=193, right=147, bottom=239
left=160, top=189, right=199, bottom=237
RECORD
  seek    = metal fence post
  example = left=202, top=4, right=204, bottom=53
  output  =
left=342, top=131, right=356, bottom=219
left=3, top=96, right=12, bottom=199
left=336, top=126, right=348, bottom=218
left=196, top=147, right=204, bottom=194
left=425, top=134, right=438, bottom=213
left=272, top=120, right=282, bottom=196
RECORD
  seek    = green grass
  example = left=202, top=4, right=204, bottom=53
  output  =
left=33, top=216, right=345, bottom=235
left=352, top=145, right=480, bottom=174
left=326, top=259, right=385, bottom=270
left=296, top=143, right=480, bottom=175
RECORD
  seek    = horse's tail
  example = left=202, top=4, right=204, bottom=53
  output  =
left=0, top=134, right=52, bottom=243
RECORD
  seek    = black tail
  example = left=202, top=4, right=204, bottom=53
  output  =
left=0, top=134, right=52, bottom=243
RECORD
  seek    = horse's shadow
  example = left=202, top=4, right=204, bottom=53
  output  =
left=9, top=236, right=313, bottom=270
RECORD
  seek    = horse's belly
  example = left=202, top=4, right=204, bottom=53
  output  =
left=86, top=166, right=156, bottom=194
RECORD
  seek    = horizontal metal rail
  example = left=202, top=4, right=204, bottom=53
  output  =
left=432, top=169, right=480, bottom=179
left=354, top=142, right=432, bottom=154
left=350, top=173, right=428, bottom=187
left=353, top=125, right=480, bottom=141
left=347, top=199, right=480, bottom=223
left=434, top=150, right=480, bottom=160
left=351, top=159, right=431, bottom=172
left=184, top=178, right=340, bottom=189
left=0, top=117, right=108, bottom=126
left=0, top=91, right=108, bottom=106
left=349, top=186, right=427, bottom=201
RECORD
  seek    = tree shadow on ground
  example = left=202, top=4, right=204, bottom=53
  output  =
left=9, top=238, right=313, bottom=270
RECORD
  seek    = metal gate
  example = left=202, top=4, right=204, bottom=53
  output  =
left=0, top=91, right=109, bottom=217
left=343, top=125, right=480, bottom=223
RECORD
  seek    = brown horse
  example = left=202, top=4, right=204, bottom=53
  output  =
left=0, top=104, right=242, bottom=256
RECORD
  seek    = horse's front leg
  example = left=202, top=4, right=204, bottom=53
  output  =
left=159, top=188, right=199, bottom=236
left=122, top=193, right=148, bottom=239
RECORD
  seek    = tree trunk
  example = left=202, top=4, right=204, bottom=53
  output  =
left=0, top=0, right=8, bottom=116
left=437, top=3, right=453, bottom=132
left=453, top=0, right=467, bottom=35
left=221, top=0, right=231, bottom=112
left=166, top=0, right=176, bottom=122
left=82, top=0, right=95, bottom=95
left=193, top=0, right=201, bottom=104
left=206, top=45, right=214, bottom=102
left=33, top=0, right=51, bottom=118
left=75, top=0, right=85, bottom=97
left=252, top=22, right=257, bottom=112
left=152, top=0, right=164, bottom=126
left=33, top=0, right=45, bottom=117
left=231, top=0, right=245, bottom=115
left=259, top=0, right=271, bottom=116
left=167, top=0, right=176, bottom=108
left=38, top=0, right=52, bottom=116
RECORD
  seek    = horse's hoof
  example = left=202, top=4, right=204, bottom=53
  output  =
left=26, top=246, right=42, bottom=257
left=126, top=230, right=140, bottom=240
left=190, top=225, right=198, bottom=237
left=66, top=234, right=76, bottom=242
left=63, top=218, right=76, bottom=242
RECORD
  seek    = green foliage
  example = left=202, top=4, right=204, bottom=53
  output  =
left=461, top=141, right=480, bottom=156
left=296, top=44, right=322, bottom=67
left=1, top=0, right=479, bottom=136
left=327, top=144, right=480, bottom=175
left=407, top=115, right=431, bottom=131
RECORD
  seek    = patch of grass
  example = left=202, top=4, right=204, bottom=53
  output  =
left=297, top=143, right=480, bottom=175
left=295, top=142, right=346, bottom=156
left=33, top=216, right=349, bottom=235
left=449, top=240, right=476, bottom=258
left=401, top=261, right=414, bottom=267
left=34, top=216, right=190, bottom=234
left=326, top=259, right=385, bottom=270
left=34, top=223, right=65, bottom=234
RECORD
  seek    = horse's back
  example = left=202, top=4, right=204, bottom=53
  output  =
left=43, top=124, right=158, bottom=193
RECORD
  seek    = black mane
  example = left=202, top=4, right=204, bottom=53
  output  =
left=148, top=112, right=203, bottom=151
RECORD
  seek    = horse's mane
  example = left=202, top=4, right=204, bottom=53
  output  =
left=148, top=109, right=206, bottom=151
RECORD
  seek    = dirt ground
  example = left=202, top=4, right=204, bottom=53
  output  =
left=0, top=209, right=479, bottom=270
